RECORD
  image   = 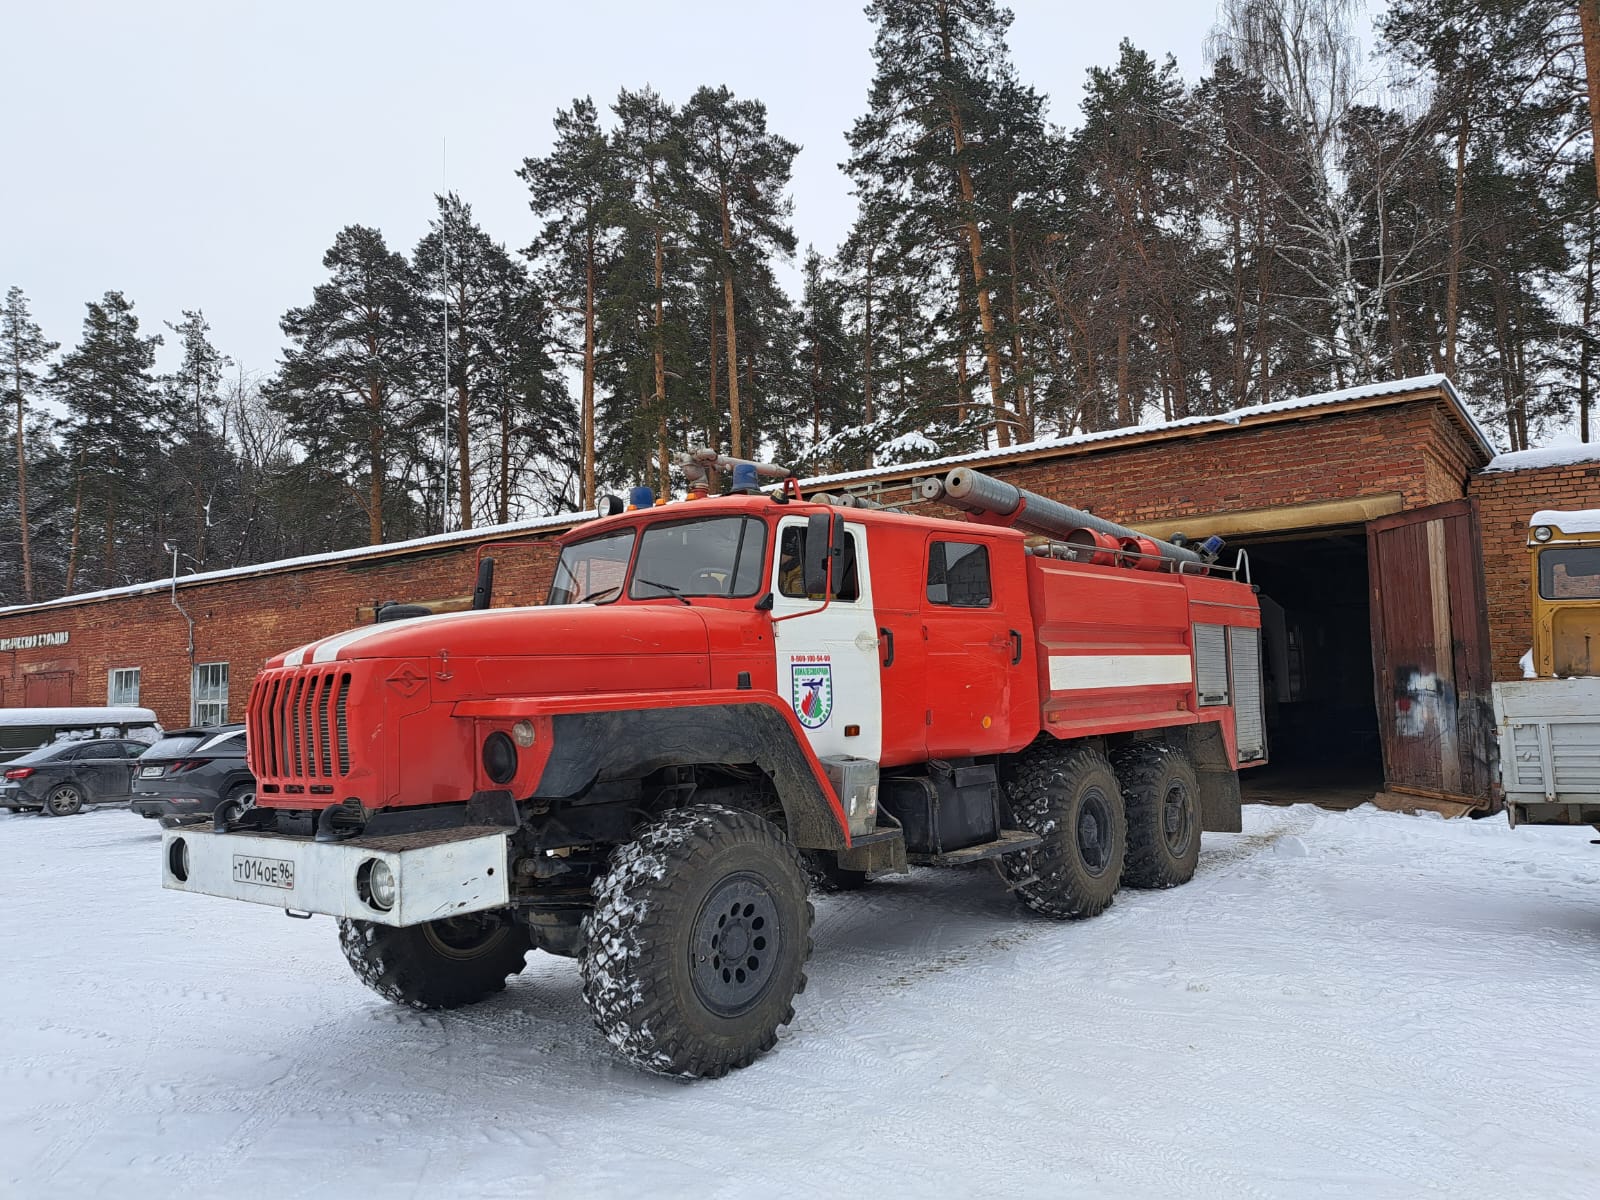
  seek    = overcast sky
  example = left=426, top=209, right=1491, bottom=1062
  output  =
left=5, top=1, right=1234, bottom=378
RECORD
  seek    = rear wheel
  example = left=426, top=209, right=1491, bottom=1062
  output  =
left=216, top=783, right=252, bottom=825
left=1113, top=743, right=1201, bottom=888
left=337, top=912, right=532, bottom=1010
left=42, top=784, right=85, bottom=818
left=581, top=804, right=812, bottom=1078
left=1000, top=743, right=1126, bottom=919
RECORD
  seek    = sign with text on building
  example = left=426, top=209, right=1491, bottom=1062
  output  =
left=0, top=631, right=69, bottom=652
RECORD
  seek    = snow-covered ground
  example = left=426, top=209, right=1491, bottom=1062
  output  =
left=3, top=804, right=1598, bottom=1199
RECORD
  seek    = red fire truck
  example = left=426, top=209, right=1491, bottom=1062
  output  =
left=163, top=464, right=1266, bottom=1078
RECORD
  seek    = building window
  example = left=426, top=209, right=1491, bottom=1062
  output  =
left=107, top=667, right=141, bottom=707
left=192, top=662, right=229, bottom=726
left=927, top=542, right=992, bottom=607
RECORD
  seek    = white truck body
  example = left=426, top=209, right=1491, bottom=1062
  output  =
left=1493, top=676, right=1600, bottom=824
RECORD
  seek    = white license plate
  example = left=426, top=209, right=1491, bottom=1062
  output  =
left=140, top=765, right=164, bottom=778
left=232, top=854, right=295, bottom=890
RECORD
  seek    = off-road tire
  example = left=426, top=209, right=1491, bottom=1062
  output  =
left=581, top=804, right=812, bottom=1078
left=41, top=784, right=85, bottom=818
left=1113, top=743, right=1202, bottom=888
left=337, top=912, right=532, bottom=1010
left=1000, top=743, right=1126, bottom=919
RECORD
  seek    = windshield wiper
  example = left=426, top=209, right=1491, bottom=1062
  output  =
left=636, top=578, right=692, bottom=605
left=579, top=583, right=622, bottom=604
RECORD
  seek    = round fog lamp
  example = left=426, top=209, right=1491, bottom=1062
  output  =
left=483, top=732, right=518, bottom=784
left=1533, top=525, right=1554, bottom=543
left=361, top=858, right=396, bottom=912
left=512, top=719, right=537, bottom=748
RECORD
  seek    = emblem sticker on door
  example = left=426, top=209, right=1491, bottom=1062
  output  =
left=791, top=659, right=834, bottom=729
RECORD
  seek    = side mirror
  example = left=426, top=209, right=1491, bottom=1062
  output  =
left=472, top=557, right=496, bottom=610
left=803, top=512, right=833, bottom=597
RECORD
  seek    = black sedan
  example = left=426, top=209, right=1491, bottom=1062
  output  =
left=131, top=725, right=254, bottom=826
left=0, top=738, right=154, bottom=816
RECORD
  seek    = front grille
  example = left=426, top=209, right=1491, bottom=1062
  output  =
left=251, top=668, right=352, bottom=782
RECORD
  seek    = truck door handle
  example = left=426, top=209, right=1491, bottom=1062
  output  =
left=1009, top=629, right=1023, bottom=664
left=879, top=627, right=895, bottom=668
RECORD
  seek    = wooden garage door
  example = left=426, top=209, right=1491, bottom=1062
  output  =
left=24, top=671, right=73, bottom=706
left=1367, top=500, right=1494, bottom=804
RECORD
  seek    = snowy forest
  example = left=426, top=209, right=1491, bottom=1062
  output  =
left=2, top=0, right=1596, bottom=606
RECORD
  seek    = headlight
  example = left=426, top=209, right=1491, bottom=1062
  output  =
left=1533, top=525, right=1554, bottom=543
left=483, top=732, right=518, bottom=785
left=359, top=858, right=396, bottom=911
left=512, top=719, right=536, bottom=748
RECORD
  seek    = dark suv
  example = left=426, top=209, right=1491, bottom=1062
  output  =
left=131, top=725, right=254, bottom=826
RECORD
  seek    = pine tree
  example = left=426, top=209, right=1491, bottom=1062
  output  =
left=521, top=97, right=621, bottom=511
left=795, top=249, right=857, bottom=466
left=612, top=87, right=692, bottom=492
left=680, top=85, right=798, bottom=459
left=1, top=287, right=57, bottom=602
left=161, top=310, right=231, bottom=565
left=271, top=226, right=429, bottom=545
left=50, top=291, right=162, bottom=590
left=850, top=0, right=1019, bottom=444
left=415, top=193, right=555, bottom=529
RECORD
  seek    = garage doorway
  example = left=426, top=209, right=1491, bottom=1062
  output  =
left=1236, top=528, right=1385, bottom=808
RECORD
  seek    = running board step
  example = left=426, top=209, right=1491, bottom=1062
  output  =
left=910, top=829, right=1043, bottom=868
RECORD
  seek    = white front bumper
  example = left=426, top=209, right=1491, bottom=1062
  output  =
left=161, top=824, right=511, bottom=926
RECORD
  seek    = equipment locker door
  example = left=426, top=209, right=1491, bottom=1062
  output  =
left=1367, top=500, right=1494, bottom=804
left=921, top=533, right=1017, bottom=758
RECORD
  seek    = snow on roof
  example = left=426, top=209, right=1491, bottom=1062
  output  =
left=801, top=374, right=1493, bottom=490
left=1532, top=509, right=1600, bottom=534
left=0, top=706, right=159, bottom=726
left=0, top=509, right=592, bottom=617
left=1481, top=440, right=1600, bottom=473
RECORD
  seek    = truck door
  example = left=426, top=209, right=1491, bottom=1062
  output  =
left=1367, top=500, right=1494, bottom=804
left=921, top=534, right=1019, bottom=757
left=770, top=516, right=884, bottom=765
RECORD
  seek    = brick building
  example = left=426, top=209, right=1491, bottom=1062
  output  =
left=0, top=373, right=1593, bottom=808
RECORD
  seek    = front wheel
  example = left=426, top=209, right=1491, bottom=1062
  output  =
left=42, top=784, right=85, bottom=818
left=1000, top=743, right=1126, bottom=919
left=581, top=805, right=812, bottom=1078
left=337, top=912, right=532, bottom=1010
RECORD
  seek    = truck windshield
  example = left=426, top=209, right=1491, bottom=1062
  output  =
left=1539, top=546, right=1600, bottom=600
left=548, top=529, right=636, bottom=605
left=630, top=516, right=768, bottom=599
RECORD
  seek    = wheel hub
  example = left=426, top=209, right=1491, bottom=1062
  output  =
left=1162, top=782, right=1194, bottom=855
left=421, top=914, right=509, bottom=961
left=1076, top=787, right=1112, bottom=876
left=690, top=873, right=781, bottom=1018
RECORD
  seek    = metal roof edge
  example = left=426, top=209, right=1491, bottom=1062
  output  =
left=0, top=509, right=591, bottom=620
left=799, top=375, right=1496, bottom=491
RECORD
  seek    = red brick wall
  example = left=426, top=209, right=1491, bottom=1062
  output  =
left=1470, top=459, right=1600, bottom=681
left=0, top=536, right=562, bottom=729
left=975, top=404, right=1449, bottom=525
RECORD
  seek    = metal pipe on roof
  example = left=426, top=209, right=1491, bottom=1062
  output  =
left=924, top=468, right=1204, bottom=566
